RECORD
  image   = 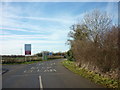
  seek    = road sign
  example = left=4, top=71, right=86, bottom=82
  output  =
left=25, top=44, right=31, bottom=55
left=49, top=52, right=52, bottom=56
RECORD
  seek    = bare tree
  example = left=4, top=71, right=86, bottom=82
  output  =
left=83, top=9, right=112, bottom=46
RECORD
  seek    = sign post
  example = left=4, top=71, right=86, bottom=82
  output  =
left=25, top=44, right=31, bottom=62
left=42, top=51, right=48, bottom=60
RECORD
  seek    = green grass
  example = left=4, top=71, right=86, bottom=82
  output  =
left=61, top=60, right=120, bottom=88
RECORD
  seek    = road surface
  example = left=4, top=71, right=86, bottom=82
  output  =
left=2, top=59, right=103, bottom=88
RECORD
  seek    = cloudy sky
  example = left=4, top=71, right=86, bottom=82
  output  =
left=0, top=2, right=118, bottom=55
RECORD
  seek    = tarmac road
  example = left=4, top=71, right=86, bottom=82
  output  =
left=2, top=59, right=103, bottom=88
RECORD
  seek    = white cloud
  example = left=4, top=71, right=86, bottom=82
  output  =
left=0, top=29, right=69, bottom=43
left=0, top=27, right=28, bottom=32
left=0, top=34, right=48, bottom=39
left=0, top=30, right=11, bottom=35
left=5, top=16, right=73, bottom=24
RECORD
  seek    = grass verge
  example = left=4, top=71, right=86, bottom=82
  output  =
left=61, top=60, right=120, bottom=88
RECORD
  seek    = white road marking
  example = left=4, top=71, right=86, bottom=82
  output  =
left=53, top=69, right=56, bottom=72
left=47, top=67, right=51, bottom=69
left=31, top=70, right=33, bottom=72
left=50, top=69, right=52, bottom=72
left=37, top=69, right=39, bottom=72
left=39, top=76, right=43, bottom=90
left=39, top=64, right=41, bottom=65
left=24, top=70, right=26, bottom=73
left=31, top=67, right=34, bottom=69
left=44, top=70, right=46, bottom=72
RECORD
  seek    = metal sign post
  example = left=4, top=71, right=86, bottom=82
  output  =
left=42, top=51, right=48, bottom=60
left=25, top=55, right=26, bottom=62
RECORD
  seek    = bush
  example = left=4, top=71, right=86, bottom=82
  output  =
left=66, top=49, right=74, bottom=61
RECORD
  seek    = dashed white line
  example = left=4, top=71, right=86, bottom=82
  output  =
left=39, top=76, right=43, bottom=90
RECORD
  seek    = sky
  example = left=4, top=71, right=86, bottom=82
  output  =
left=0, top=2, right=118, bottom=55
